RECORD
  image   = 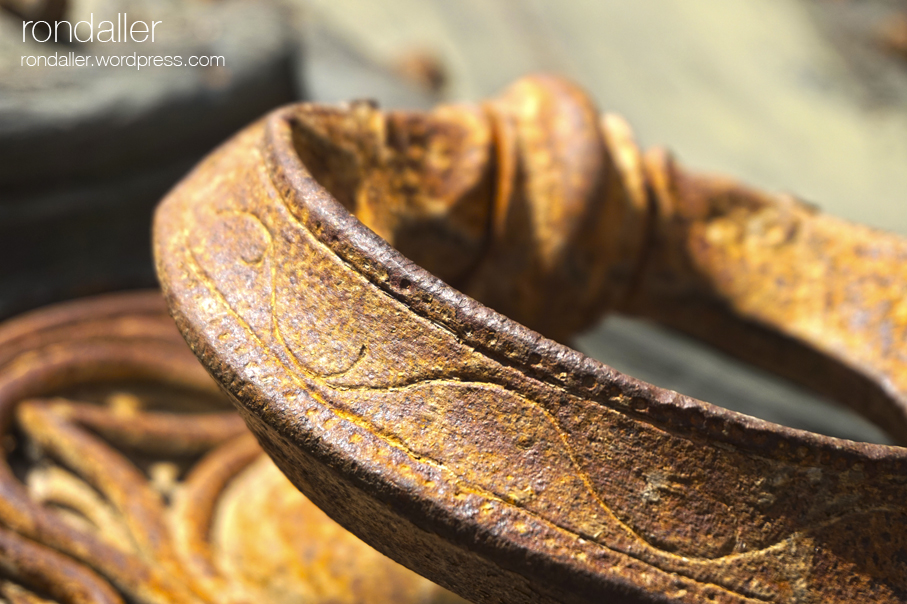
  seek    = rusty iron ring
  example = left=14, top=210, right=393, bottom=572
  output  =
left=154, top=75, right=907, bottom=603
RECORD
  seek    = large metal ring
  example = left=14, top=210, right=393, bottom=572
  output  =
left=154, top=75, right=907, bottom=604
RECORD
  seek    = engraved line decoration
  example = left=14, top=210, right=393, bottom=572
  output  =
left=155, top=75, right=907, bottom=604
left=181, top=167, right=902, bottom=604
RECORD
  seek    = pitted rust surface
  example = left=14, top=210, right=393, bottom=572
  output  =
left=154, top=75, right=907, bottom=603
left=0, top=291, right=464, bottom=604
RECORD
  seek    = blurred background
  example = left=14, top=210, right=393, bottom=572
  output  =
left=3, top=0, right=907, bottom=444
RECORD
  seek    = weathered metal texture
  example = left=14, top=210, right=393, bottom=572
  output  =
left=0, top=291, right=464, bottom=604
left=624, top=150, right=907, bottom=444
left=154, top=75, right=907, bottom=603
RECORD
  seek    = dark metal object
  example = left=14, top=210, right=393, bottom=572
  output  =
left=0, top=0, right=296, bottom=319
left=155, top=75, right=907, bottom=603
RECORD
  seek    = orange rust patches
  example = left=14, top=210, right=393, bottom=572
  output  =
left=0, top=292, right=464, bottom=604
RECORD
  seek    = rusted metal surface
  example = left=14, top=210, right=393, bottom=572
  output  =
left=154, top=75, right=907, bottom=603
left=0, top=291, right=464, bottom=603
